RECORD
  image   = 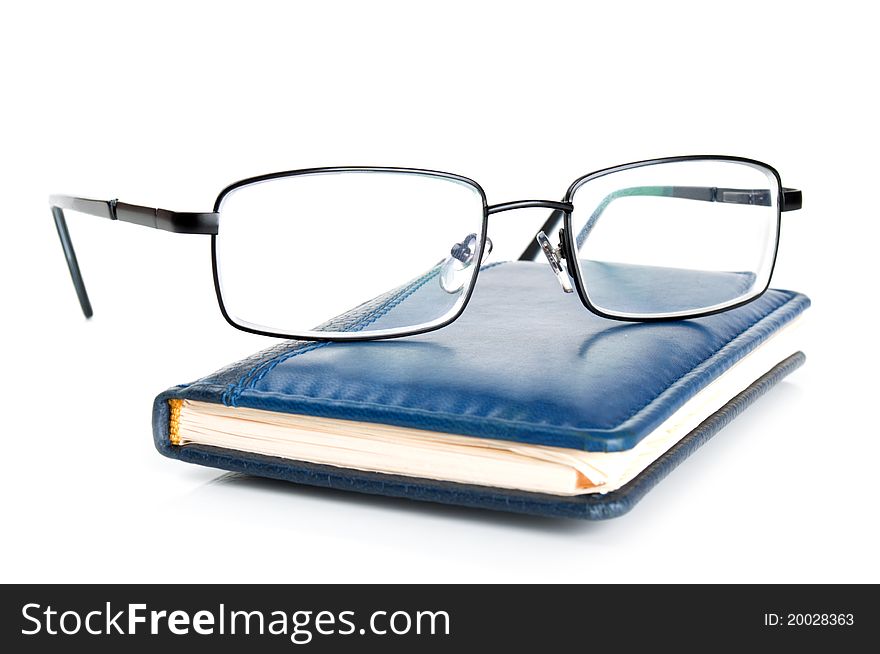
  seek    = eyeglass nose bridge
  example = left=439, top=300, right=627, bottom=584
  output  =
left=486, top=199, right=573, bottom=215
left=486, top=199, right=576, bottom=293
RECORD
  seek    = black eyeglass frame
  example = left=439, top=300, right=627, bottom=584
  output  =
left=542, top=155, right=798, bottom=323
left=50, top=155, right=802, bottom=342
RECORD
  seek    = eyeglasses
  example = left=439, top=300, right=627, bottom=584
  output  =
left=51, top=156, right=801, bottom=341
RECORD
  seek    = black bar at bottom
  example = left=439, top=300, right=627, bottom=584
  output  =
left=1, top=584, right=873, bottom=652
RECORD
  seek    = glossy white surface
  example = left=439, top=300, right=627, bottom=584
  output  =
left=1, top=0, right=876, bottom=583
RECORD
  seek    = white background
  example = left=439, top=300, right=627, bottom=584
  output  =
left=1, top=1, right=877, bottom=583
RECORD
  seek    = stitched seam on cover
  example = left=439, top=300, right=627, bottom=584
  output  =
left=228, top=271, right=439, bottom=401
left=227, top=291, right=804, bottom=432
left=242, top=272, right=439, bottom=392
left=227, top=261, right=506, bottom=404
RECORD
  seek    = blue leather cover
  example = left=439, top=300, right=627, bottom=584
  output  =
left=152, top=261, right=809, bottom=518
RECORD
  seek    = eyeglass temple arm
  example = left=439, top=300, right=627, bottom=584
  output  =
left=518, top=186, right=802, bottom=261
left=49, top=194, right=219, bottom=318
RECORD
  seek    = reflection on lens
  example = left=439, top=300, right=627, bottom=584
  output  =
left=568, top=160, right=779, bottom=318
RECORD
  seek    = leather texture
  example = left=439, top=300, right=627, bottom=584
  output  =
left=158, top=261, right=809, bottom=451
left=153, top=353, right=805, bottom=519
left=152, top=261, right=809, bottom=518
left=582, top=260, right=757, bottom=315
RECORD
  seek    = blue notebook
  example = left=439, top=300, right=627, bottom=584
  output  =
left=152, top=261, right=809, bottom=519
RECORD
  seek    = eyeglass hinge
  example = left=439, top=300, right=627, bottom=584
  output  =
left=711, top=187, right=772, bottom=206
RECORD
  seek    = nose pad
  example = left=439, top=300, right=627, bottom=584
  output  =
left=439, top=233, right=493, bottom=293
left=536, top=230, right=573, bottom=293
